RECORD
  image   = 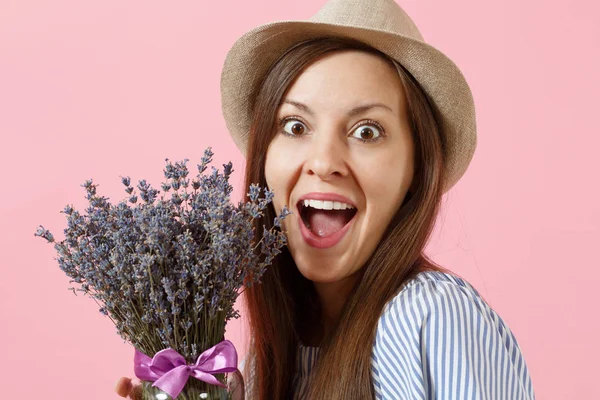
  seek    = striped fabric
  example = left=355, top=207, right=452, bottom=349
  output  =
left=292, top=344, right=322, bottom=399
left=290, top=270, right=535, bottom=399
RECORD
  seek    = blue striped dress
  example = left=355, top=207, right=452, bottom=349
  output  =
left=290, top=270, right=535, bottom=399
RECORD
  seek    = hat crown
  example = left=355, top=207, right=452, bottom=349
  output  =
left=220, top=0, right=477, bottom=193
left=309, top=0, right=424, bottom=41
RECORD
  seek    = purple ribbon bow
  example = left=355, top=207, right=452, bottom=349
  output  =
left=133, top=340, right=238, bottom=399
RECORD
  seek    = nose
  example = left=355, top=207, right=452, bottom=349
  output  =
left=303, top=126, right=349, bottom=181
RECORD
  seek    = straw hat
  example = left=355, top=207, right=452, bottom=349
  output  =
left=220, top=0, right=477, bottom=193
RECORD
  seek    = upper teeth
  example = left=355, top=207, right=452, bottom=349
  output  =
left=303, top=199, right=355, bottom=210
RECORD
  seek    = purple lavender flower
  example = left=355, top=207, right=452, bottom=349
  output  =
left=34, top=147, right=290, bottom=367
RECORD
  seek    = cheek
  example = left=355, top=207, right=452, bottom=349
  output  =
left=360, top=155, right=413, bottom=209
left=265, top=144, right=283, bottom=191
left=265, top=143, right=297, bottom=209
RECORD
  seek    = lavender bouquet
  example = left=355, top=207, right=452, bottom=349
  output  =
left=35, top=147, right=290, bottom=400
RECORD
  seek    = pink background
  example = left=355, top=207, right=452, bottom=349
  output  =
left=1, top=0, right=598, bottom=398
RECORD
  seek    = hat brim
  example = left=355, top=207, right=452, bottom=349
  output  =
left=220, top=20, right=477, bottom=193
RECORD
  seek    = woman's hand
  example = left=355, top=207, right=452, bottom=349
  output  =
left=115, top=377, right=141, bottom=399
left=114, top=372, right=244, bottom=400
left=227, top=369, right=245, bottom=400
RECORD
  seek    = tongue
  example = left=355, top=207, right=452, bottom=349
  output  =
left=307, top=209, right=350, bottom=237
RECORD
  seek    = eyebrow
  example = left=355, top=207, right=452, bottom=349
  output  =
left=281, top=99, right=394, bottom=117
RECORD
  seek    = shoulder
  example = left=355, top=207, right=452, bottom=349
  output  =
left=372, top=269, right=492, bottom=366
left=371, top=270, right=535, bottom=399
left=376, top=269, right=493, bottom=334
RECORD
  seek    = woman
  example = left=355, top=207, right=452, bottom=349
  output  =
left=116, top=0, right=535, bottom=398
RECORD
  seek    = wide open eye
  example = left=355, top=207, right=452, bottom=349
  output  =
left=350, top=121, right=384, bottom=142
left=281, top=118, right=308, bottom=137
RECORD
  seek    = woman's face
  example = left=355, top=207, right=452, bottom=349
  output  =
left=265, top=50, right=415, bottom=284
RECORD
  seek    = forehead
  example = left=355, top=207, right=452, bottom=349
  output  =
left=281, top=50, right=405, bottom=114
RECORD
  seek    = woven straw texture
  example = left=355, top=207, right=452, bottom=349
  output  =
left=220, top=0, right=477, bottom=193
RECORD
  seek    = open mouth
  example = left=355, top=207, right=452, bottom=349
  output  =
left=298, top=201, right=358, bottom=238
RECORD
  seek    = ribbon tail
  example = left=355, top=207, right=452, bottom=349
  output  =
left=153, top=365, right=191, bottom=399
left=191, top=369, right=227, bottom=388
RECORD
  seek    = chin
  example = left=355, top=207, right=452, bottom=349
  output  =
left=295, top=262, right=357, bottom=285
left=295, top=264, right=337, bottom=283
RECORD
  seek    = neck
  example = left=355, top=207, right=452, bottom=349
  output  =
left=312, top=272, right=362, bottom=341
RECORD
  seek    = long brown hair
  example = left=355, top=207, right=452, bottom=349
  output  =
left=240, top=36, right=452, bottom=399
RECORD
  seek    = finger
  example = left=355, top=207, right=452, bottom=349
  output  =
left=227, top=370, right=245, bottom=400
left=115, top=377, right=133, bottom=398
left=129, top=382, right=143, bottom=400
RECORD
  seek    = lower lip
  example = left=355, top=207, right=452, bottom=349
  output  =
left=297, top=207, right=356, bottom=249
